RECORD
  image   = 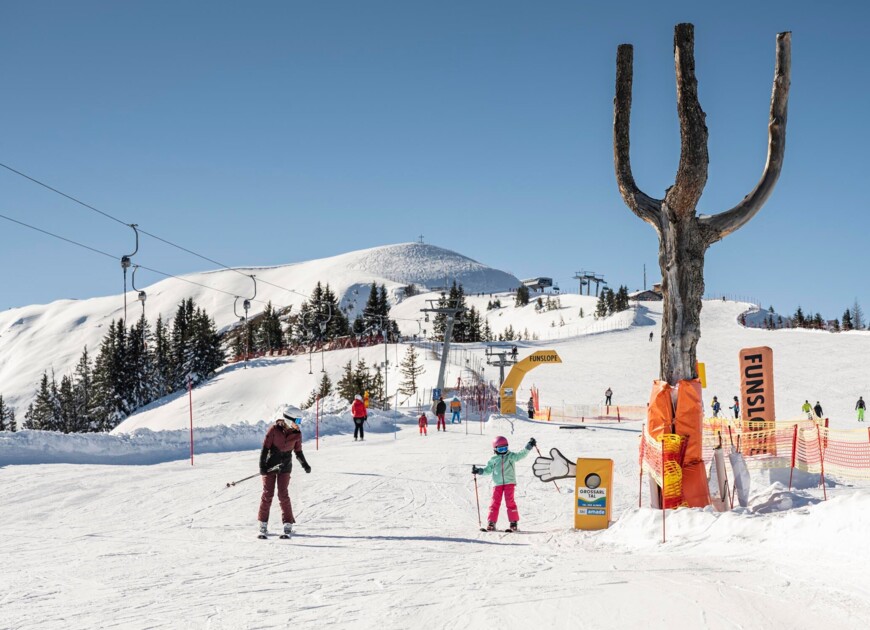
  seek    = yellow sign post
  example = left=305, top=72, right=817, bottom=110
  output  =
left=574, top=458, right=613, bottom=530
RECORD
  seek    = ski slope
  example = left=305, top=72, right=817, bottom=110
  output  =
left=4, top=293, right=870, bottom=628
left=2, top=414, right=870, bottom=629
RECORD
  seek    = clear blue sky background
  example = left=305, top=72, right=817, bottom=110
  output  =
left=1, top=1, right=867, bottom=318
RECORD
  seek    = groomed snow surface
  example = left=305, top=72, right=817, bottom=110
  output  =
left=4, top=290, right=870, bottom=628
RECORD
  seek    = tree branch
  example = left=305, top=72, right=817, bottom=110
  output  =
left=614, top=43, right=662, bottom=227
left=701, top=31, right=791, bottom=243
left=666, top=23, right=709, bottom=217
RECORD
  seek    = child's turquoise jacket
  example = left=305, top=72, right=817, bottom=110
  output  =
left=480, top=448, right=530, bottom=486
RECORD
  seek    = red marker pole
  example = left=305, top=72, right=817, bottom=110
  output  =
left=188, top=375, right=194, bottom=466
left=316, top=396, right=320, bottom=451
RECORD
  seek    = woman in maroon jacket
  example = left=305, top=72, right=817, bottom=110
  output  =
left=257, top=406, right=311, bottom=537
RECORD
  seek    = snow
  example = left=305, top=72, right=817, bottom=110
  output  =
left=0, top=242, right=519, bottom=411
left=4, top=247, right=870, bottom=628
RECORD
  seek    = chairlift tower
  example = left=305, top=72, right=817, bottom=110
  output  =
left=484, top=343, right=519, bottom=387
left=572, top=270, right=607, bottom=296
left=420, top=298, right=465, bottom=393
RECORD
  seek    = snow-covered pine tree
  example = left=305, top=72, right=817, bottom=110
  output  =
left=185, top=307, right=224, bottom=385
left=0, top=394, right=16, bottom=431
left=595, top=291, right=609, bottom=318
left=399, top=345, right=425, bottom=396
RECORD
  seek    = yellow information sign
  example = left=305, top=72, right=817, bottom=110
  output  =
left=574, top=458, right=613, bottom=530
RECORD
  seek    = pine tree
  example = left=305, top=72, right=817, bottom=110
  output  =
left=615, top=286, right=630, bottom=312
left=24, top=372, right=59, bottom=430
left=793, top=306, right=806, bottom=328
left=257, top=301, right=285, bottom=351
left=303, top=373, right=333, bottom=409
left=127, top=314, right=154, bottom=409
left=185, top=307, right=225, bottom=385
left=595, top=291, right=609, bottom=318
left=0, top=395, right=16, bottom=432
left=851, top=299, right=865, bottom=330
left=72, top=347, right=95, bottom=432
left=57, top=374, right=77, bottom=433
left=502, top=325, right=516, bottom=341
left=842, top=309, right=853, bottom=331
left=605, top=288, right=617, bottom=315
left=399, top=346, right=425, bottom=396
left=336, top=361, right=357, bottom=402
left=370, top=365, right=385, bottom=407
left=515, top=285, right=530, bottom=307
left=481, top=319, right=493, bottom=342
left=152, top=315, right=173, bottom=398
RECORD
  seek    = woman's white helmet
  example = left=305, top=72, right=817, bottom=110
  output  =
left=354, top=394, right=363, bottom=401
left=283, top=405, right=303, bottom=422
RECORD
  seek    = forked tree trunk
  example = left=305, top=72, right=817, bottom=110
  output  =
left=614, top=23, right=791, bottom=385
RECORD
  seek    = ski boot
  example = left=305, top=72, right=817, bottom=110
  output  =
left=485, top=522, right=496, bottom=532
left=258, top=521, right=268, bottom=539
left=508, top=521, right=518, bottom=532
left=281, top=522, right=293, bottom=539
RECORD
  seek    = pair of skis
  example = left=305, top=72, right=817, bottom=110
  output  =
left=480, top=527, right=517, bottom=533
left=258, top=532, right=291, bottom=540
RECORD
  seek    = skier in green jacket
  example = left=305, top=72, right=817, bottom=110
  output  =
left=473, top=435, right=535, bottom=532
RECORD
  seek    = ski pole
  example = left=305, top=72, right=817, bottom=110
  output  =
left=534, top=444, right=561, bottom=492
left=226, top=464, right=281, bottom=487
left=472, top=472, right=482, bottom=528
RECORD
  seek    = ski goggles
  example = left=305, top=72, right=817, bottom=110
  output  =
left=495, top=445, right=508, bottom=454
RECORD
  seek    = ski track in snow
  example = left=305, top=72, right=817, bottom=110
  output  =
left=3, top=417, right=870, bottom=629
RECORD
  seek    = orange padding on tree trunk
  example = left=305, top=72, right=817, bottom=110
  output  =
left=647, top=380, right=674, bottom=440
left=674, top=379, right=710, bottom=508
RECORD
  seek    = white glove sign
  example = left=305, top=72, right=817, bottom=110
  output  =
left=532, top=447, right=576, bottom=482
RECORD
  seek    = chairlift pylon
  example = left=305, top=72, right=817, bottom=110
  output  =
left=233, top=275, right=257, bottom=369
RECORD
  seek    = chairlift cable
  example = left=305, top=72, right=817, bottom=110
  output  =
left=0, top=161, right=309, bottom=299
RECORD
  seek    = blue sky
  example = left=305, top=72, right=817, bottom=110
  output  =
left=1, top=1, right=867, bottom=319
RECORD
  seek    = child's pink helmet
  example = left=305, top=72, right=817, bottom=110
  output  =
left=492, top=436, right=509, bottom=453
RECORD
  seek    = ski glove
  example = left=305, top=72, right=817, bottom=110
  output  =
left=472, top=465, right=483, bottom=475
left=526, top=437, right=537, bottom=450
left=259, top=447, right=269, bottom=475
left=296, top=451, right=310, bottom=474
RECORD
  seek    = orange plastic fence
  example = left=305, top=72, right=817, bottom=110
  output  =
left=642, top=417, right=870, bottom=485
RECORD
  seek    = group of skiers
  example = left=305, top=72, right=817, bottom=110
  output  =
left=255, top=393, right=541, bottom=536
left=710, top=396, right=740, bottom=419
left=417, top=395, right=463, bottom=434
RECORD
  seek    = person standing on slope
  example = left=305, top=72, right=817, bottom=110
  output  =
left=351, top=394, right=367, bottom=441
left=258, top=406, right=311, bottom=537
left=473, top=436, right=536, bottom=532
left=418, top=412, right=428, bottom=435
left=527, top=396, right=535, bottom=420
left=435, top=396, right=447, bottom=431
left=730, top=396, right=740, bottom=419
left=801, top=400, right=812, bottom=419
left=711, top=396, right=721, bottom=418
left=604, top=387, right=613, bottom=406
left=813, top=401, right=824, bottom=419
left=450, top=396, right=462, bottom=424
left=857, top=396, right=866, bottom=422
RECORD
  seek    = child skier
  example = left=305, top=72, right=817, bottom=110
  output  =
left=418, top=412, right=428, bottom=435
left=472, top=435, right=536, bottom=532
left=730, top=396, right=740, bottom=419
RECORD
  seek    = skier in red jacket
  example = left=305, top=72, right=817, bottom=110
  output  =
left=351, top=394, right=367, bottom=441
left=418, top=412, right=428, bottom=436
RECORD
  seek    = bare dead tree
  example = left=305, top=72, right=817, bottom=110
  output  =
left=614, top=23, right=791, bottom=385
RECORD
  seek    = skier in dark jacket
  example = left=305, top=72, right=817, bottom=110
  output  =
left=857, top=396, right=866, bottom=422
left=813, top=401, right=824, bottom=419
left=435, top=396, right=447, bottom=431
left=257, top=406, right=311, bottom=537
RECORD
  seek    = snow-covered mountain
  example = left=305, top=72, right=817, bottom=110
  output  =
left=0, top=243, right=519, bottom=410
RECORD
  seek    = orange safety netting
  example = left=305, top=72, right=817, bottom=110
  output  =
left=643, top=417, right=870, bottom=483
